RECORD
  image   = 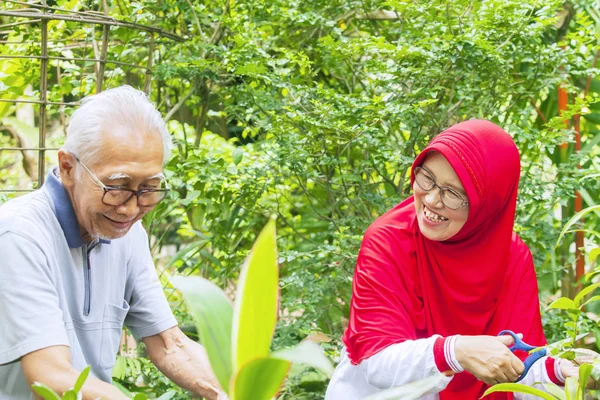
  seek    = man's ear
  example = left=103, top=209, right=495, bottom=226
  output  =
left=57, top=150, right=76, bottom=187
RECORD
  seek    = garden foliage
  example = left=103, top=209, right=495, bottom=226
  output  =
left=1, top=0, right=600, bottom=398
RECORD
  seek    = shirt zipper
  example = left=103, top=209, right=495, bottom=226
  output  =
left=82, top=246, right=91, bottom=316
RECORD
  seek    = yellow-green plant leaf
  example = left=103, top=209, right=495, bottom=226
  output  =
left=171, top=276, right=233, bottom=392
left=31, top=384, right=62, bottom=400
left=547, top=297, right=577, bottom=311
left=564, top=376, right=578, bottom=400
left=73, top=365, right=91, bottom=392
left=581, top=295, right=600, bottom=308
left=272, top=340, right=334, bottom=378
left=578, top=363, right=593, bottom=397
left=62, top=391, right=77, bottom=400
left=231, top=357, right=290, bottom=400
left=482, top=383, right=557, bottom=399
left=156, top=392, right=177, bottom=400
left=574, top=284, right=600, bottom=307
left=543, top=383, right=567, bottom=400
left=555, top=205, right=600, bottom=248
left=113, top=381, right=133, bottom=397
left=232, top=218, right=279, bottom=372
left=363, top=375, right=444, bottom=400
left=590, top=248, right=600, bottom=263
left=112, top=356, right=127, bottom=380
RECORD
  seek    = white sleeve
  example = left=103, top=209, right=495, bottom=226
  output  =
left=362, top=336, right=452, bottom=391
left=514, top=357, right=565, bottom=400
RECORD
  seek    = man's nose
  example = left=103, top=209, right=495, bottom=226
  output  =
left=116, top=195, right=140, bottom=216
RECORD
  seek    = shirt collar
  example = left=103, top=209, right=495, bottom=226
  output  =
left=44, top=168, right=111, bottom=248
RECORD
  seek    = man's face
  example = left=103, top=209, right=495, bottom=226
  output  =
left=59, top=128, right=165, bottom=241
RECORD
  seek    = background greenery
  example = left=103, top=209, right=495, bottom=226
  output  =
left=1, top=0, right=600, bottom=398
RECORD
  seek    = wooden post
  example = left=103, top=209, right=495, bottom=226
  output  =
left=96, top=0, right=110, bottom=93
left=38, top=0, right=48, bottom=186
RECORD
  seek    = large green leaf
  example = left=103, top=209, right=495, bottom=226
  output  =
left=482, top=383, right=557, bottom=399
left=231, top=357, right=290, bottom=400
left=579, top=363, right=593, bottom=398
left=547, top=297, right=577, bottom=311
left=73, top=365, right=91, bottom=392
left=363, top=375, right=445, bottom=400
left=113, top=381, right=133, bottom=397
left=171, top=275, right=234, bottom=392
left=271, top=340, right=334, bottom=378
left=555, top=206, right=600, bottom=249
left=232, top=218, right=279, bottom=372
left=574, top=284, right=600, bottom=308
left=31, top=384, right=62, bottom=400
left=590, top=248, right=600, bottom=263
left=543, top=383, right=567, bottom=400
left=564, top=377, right=578, bottom=400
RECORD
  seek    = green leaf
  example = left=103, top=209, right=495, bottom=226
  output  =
left=482, top=383, right=557, bottom=400
left=579, top=363, right=593, bottom=397
left=31, top=384, right=62, bottom=400
left=233, top=147, right=244, bottom=165
left=165, top=240, right=209, bottom=269
left=171, top=275, right=234, bottom=392
left=555, top=206, right=600, bottom=248
left=112, top=355, right=127, bottom=380
left=156, top=392, right=177, bottom=400
left=113, top=381, right=133, bottom=397
left=543, top=383, right=567, bottom=400
left=232, top=218, right=279, bottom=372
left=272, top=340, right=334, bottom=378
left=590, top=248, right=600, bottom=263
left=73, top=365, right=91, bottom=392
left=574, top=284, right=600, bottom=307
left=62, top=390, right=77, bottom=400
left=363, top=375, right=445, bottom=400
left=547, top=297, right=577, bottom=311
left=132, top=394, right=149, bottom=400
left=564, top=376, right=578, bottom=400
left=581, top=295, right=600, bottom=308
left=231, top=357, right=290, bottom=400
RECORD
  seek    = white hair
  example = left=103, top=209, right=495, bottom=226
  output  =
left=62, top=85, right=172, bottom=167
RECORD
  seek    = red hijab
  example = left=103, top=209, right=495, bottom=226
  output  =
left=343, top=120, right=546, bottom=399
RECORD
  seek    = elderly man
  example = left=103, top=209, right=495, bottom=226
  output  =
left=0, top=86, right=222, bottom=399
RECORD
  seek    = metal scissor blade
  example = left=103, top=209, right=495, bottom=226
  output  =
left=544, top=333, right=589, bottom=354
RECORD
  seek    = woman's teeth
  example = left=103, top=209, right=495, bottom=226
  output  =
left=424, top=207, right=448, bottom=223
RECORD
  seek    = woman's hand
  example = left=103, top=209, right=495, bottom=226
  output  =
left=454, top=335, right=525, bottom=385
left=559, top=348, right=600, bottom=389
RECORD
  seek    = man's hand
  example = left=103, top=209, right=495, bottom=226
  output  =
left=21, top=345, right=129, bottom=400
left=143, top=326, right=222, bottom=400
left=455, top=335, right=525, bottom=385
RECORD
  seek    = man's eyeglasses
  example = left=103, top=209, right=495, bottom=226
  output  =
left=72, top=154, right=169, bottom=207
left=414, top=166, right=469, bottom=210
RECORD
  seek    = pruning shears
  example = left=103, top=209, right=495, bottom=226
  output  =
left=498, top=330, right=588, bottom=382
left=497, top=330, right=547, bottom=382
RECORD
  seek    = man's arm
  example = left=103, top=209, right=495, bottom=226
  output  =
left=21, top=345, right=129, bottom=400
left=143, top=326, right=222, bottom=400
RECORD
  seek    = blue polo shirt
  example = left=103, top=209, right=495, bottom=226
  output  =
left=0, top=169, right=177, bottom=399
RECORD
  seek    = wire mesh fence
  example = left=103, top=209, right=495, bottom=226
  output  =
left=0, top=0, right=183, bottom=194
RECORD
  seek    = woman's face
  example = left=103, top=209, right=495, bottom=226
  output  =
left=413, top=152, right=469, bottom=241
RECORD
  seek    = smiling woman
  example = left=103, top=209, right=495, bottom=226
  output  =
left=325, top=120, right=582, bottom=400
left=413, top=154, right=469, bottom=242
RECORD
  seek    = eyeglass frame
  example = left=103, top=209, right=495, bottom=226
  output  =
left=71, top=154, right=170, bottom=207
left=413, top=166, right=469, bottom=210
